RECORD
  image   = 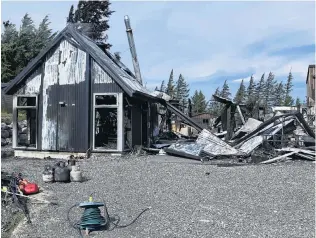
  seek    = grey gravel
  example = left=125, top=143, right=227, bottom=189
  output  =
left=1, top=154, right=315, bottom=238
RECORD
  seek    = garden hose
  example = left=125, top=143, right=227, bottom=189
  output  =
left=67, top=194, right=150, bottom=237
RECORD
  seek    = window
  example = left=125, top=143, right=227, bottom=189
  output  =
left=203, top=119, right=209, bottom=124
left=93, top=93, right=119, bottom=150
left=14, top=95, right=38, bottom=148
left=95, top=95, right=117, bottom=106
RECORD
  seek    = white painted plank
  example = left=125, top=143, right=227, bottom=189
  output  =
left=261, top=152, right=296, bottom=164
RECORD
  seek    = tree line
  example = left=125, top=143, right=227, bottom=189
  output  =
left=156, top=70, right=299, bottom=117
left=1, top=0, right=113, bottom=83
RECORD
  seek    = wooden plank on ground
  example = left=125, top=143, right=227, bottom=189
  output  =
left=275, top=148, right=315, bottom=156
left=295, top=153, right=315, bottom=161
left=261, top=151, right=296, bottom=164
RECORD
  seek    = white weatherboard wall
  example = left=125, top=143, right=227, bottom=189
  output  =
left=93, top=60, right=114, bottom=84
left=41, top=39, right=87, bottom=150
left=16, top=69, right=42, bottom=95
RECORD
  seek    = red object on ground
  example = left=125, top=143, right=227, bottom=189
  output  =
left=23, top=183, right=39, bottom=195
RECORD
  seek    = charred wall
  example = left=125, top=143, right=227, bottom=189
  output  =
left=13, top=38, right=89, bottom=152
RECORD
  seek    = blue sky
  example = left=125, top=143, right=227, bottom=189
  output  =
left=1, top=1, right=315, bottom=101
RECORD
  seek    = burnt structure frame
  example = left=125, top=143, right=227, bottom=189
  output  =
left=12, top=94, right=38, bottom=150
left=92, top=92, right=124, bottom=152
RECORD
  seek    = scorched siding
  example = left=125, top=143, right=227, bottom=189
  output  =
left=91, top=59, right=124, bottom=93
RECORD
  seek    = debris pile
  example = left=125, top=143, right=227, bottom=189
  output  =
left=160, top=112, right=315, bottom=164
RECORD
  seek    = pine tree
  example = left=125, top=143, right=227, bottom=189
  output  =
left=295, top=97, right=301, bottom=106
left=33, top=15, right=57, bottom=56
left=191, top=90, right=207, bottom=115
left=166, top=69, right=175, bottom=98
left=246, top=75, right=256, bottom=105
left=255, top=73, right=266, bottom=106
left=67, top=5, right=75, bottom=23
left=220, top=80, right=231, bottom=99
left=274, top=82, right=285, bottom=106
left=154, top=86, right=158, bottom=91
left=1, top=21, right=19, bottom=83
left=160, top=80, right=166, bottom=92
left=284, top=71, right=294, bottom=106
left=1, top=15, right=56, bottom=83
left=234, top=79, right=246, bottom=104
left=175, top=74, right=190, bottom=109
left=15, top=14, right=37, bottom=73
left=208, top=87, right=222, bottom=116
left=70, top=0, right=114, bottom=48
left=264, top=72, right=277, bottom=111
left=198, top=90, right=208, bottom=113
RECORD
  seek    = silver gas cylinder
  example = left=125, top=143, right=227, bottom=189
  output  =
left=70, top=165, right=82, bottom=182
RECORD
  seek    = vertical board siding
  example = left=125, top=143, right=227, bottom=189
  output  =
left=58, top=40, right=86, bottom=85
left=41, top=39, right=88, bottom=152
left=16, top=68, right=42, bottom=95
left=42, top=46, right=60, bottom=150
left=91, top=60, right=123, bottom=93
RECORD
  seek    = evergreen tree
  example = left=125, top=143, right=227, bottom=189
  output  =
left=255, top=73, right=266, bottom=106
left=274, top=82, right=285, bottom=106
left=191, top=90, right=207, bottom=115
left=67, top=5, right=75, bottom=23
left=1, top=21, right=19, bottom=83
left=246, top=75, right=256, bottom=105
left=15, top=14, right=37, bottom=73
left=175, top=74, right=190, bottom=108
left=198, top=90, right=208, bottom=113
left=1, top=15, right=56, bottom=83
left=264, top=72, right=277, bottom=111
left=220, top=80, right=231, bottom=99
left=160, top=80, right=166, bottom=92
left=166, top=69, right=175, bottom=98
left=284, top=71, right=294, bottom=106
left=295, top=97, right=301, bottom=107
left=33, top=15, right=57, bottom=56
left=208, top=87, right=222, bottom=116
left=70, top=0, right=114, bottom=48
left=154, top=86, right=158, bottom=91
left=234, top=79, right=246, bottom=104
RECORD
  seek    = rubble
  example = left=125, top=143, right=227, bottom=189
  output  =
left=161, top=111, right=315, bottom=164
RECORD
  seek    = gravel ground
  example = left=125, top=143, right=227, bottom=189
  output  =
left=1, top=154, right=315, bottom=238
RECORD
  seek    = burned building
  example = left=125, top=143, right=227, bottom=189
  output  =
left=306, top=64, right=315, bottom=107
left=4, top=24, right=164, bottom=158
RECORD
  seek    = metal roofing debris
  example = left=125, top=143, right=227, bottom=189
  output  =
left=238, top=136, right=264, bottom=155
left=232, top=118, right=262, bottom=140
left=197, top=129, right=239, bottom=156
left=150, top=91, right=172, bottom=101
left=165, top=111, right=315, bottom=163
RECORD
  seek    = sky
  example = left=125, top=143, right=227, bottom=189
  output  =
left=1, top=0, right=315, bottom=101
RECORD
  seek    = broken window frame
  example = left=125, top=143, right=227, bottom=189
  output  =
left=12, top=94, right=38, bottom=149
left=92, top=93, right=121, bottom=151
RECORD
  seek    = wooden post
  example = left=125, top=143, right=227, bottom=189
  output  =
left=225, top=105, right=232, bottom=140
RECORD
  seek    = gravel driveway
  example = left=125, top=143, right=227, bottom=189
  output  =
left=1, top=154, right=315, bottom=238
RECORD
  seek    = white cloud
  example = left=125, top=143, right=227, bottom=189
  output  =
left=144, top=1, right=316, bottom=81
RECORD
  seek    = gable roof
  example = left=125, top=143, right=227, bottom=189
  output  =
left=4, top=24, right=155, bottom=100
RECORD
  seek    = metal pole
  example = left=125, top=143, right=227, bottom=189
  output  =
left=124, top=15, right=143, bottom=85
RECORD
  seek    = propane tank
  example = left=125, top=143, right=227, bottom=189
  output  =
left=54, top=161, right=70, bottom=183
left=68, top=159, right=76, bottom=171
left=70, top=165, right=82, bottom=182
left=42, top=165, right=54, bottom=183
